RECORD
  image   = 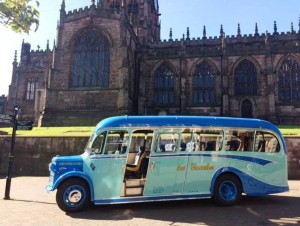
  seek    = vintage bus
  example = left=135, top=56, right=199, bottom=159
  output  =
left=46, top=116, right=289, bottom=212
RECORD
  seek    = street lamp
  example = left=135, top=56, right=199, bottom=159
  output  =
left=4, top=103, right=19, bottom=200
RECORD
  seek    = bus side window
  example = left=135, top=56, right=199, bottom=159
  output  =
left=193, top=129, right=223, bottom=151
left=225, top=129, right=254, bottom=151
left=128, top=130, right=153, bottom=155
left=103, top=130, right=129, bottom=155
left=156, top=133, right=179, bottom=153
left=255, top=131, right=280, bottom=153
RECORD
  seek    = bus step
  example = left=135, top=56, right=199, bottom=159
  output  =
left=125, top=178, right=146, bottom=188
left=125, top=187, right=144, bottom=196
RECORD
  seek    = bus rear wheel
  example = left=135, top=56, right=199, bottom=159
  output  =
left=213, top=174, right=242, bottom=206
left=56, top=178, right=90, bottom=212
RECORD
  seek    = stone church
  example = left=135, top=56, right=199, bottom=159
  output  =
left=6, top=0, right=300, bottom=126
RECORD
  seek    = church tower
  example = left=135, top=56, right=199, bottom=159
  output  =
left=39, top=0, right=161, bottom=126
left=99, top=0, right=160, bottom=43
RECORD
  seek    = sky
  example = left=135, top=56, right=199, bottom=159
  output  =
left=0, top=0, right=299, bottom=96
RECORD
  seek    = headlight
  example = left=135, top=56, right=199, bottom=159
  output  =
left=49, top=162, right=56, bottom=172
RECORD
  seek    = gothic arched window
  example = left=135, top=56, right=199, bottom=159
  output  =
left=193, top=61, right=216, bottom=104
left=26, top=77, right=38, bottom=100
left=72, top=30, right=110, bottom=88
left=153, top=64, right=175, bottom=105
left=128, top=0, right=139, bottom=14
left=234, top=59, right=257, bottom=96
left=278, top=58, right=300, bottom=101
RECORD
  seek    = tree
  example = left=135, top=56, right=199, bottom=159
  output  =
left=0, top=0, right=39, bottom=33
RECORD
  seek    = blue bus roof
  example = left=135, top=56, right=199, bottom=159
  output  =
left=95, top=115, right=281, bottom=134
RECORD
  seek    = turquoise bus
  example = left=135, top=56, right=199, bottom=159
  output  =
left=46, top=116, right=289, bottom=212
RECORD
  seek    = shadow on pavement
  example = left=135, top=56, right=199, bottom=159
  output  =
left=67, top=195, right=300, bottom=226
left=8, top=198, right=56, bottom=205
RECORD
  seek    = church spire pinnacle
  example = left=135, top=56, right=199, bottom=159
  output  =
left=237, top=23, right=241, bottom=37
left=186, top=27, right=190, bottom=40
left=255, top=22, right=259, bottom=36
left=169, top=28, right=172, bottom=41
left=13, top=50, right=17, bottom=63
left=61, top=0, right=65, bottom=11
left=203, top=25, right=207, bottom=39
left=220, top=24, right=224, bottom=37
left=273, top=21, right=278, bottom=35
left=59, top=0, right=66, bottom=26
left=291, top=22, right=295, bottom=33
left=298, top=15, right=300, bottom=33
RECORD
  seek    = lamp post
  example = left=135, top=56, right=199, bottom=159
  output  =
left=4, top=104, right=19, bottom=200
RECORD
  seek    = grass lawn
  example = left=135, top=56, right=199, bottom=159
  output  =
left=277, top=125, right=300, bottom=136
left=0, top=125, right=300, bottom=137
left=0, top=127, right=94, bottom=137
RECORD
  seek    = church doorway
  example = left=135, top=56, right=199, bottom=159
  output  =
left=241, top=99, right=253, bottom=118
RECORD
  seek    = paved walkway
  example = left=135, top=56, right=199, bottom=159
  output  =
left=0, top=177, right=300, bottom=226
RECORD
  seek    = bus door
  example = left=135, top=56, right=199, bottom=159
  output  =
left=87, top=130, right=129, bottom=200
left=183, top=129, right=223, bottom=194
left=144, top=129, right=189, bottom=196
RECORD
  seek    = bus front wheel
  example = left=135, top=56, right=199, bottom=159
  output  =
left=213, top=174, right=242, bottom=206
left=56, top=178, right=90, bottom=212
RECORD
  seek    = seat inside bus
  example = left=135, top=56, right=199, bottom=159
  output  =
left=126, top=146, right=146, bottom=172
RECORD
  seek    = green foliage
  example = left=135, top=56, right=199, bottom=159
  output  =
left=0, top=0, right=39, bottom=33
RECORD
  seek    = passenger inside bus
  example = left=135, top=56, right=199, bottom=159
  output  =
left=206, top=141, right=216, bottom=151
left=159, top=144, right=165, bottom=152
left=180, top=142, right=187, bottom=151
left=227, top=140, right=241, bottom=151
left=121, top=145, right=127, bottom=154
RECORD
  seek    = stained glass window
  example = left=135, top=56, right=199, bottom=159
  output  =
left=193, top=61, right=215, bottom=104
left=278, top=58, right=300, bottom=101
left=153, top=64, right=175, bottom=105
left=234, top=60, right=257, bottom=96
left=72, top=30, right=110, bottom=88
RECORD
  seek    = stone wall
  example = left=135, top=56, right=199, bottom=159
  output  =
left=0, top=136, right=89, bottom=176
left=285, top=136, right=300, bottom=179
left=0, top=136, right=299, bottom=179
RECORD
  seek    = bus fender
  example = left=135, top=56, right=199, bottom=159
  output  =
left=210, top=167, right=245, bottom=195
left=52, top=171, right=95, bottom=201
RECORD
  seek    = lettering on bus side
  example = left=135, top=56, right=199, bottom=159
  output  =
left=190, top=163, right=214, bottom=170
left=177, top=165, right=186, bottom=171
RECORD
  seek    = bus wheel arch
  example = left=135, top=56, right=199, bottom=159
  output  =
left=212, top=173, right=243, bottom=206
left=56, top=177, right=91, bottom=212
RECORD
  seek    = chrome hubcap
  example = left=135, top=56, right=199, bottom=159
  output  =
left=68, top=190, right=82, bottom=203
